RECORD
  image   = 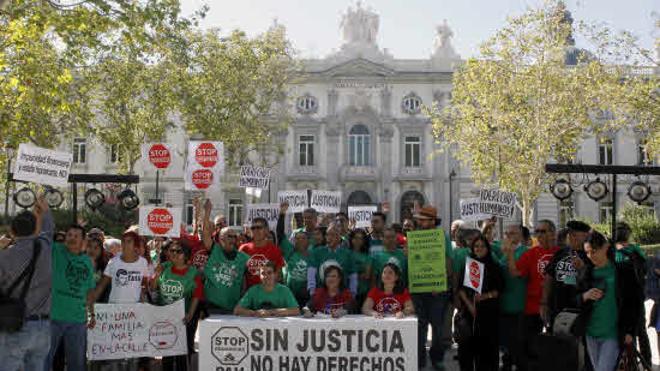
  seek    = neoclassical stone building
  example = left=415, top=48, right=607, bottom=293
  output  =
left=42, top=4, right=657, bottom=231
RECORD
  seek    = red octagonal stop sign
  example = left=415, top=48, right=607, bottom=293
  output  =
left=148, top=208, right=174, bottom=235
left=469, top=260, right=481, bottom=289
left=149, top=144, right=171, bottom=169
left=192, top=169, right=213, bottom=190
left=195, top=142, right=218, bottom=168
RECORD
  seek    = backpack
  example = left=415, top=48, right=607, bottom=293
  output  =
left=619, top=249, right=647, bottom=288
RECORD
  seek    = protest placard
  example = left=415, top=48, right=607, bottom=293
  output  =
left=407, top=228, right=447, bottom=293
left=478, top=189, right=516, bottom=218
left=459, top=198, right=490, bottom=221
left=310, top=190, right=341, bottom=214
left=141, top=143, right=174, bottom=172
left=245, top=203, right=280, bottom=230
left=463, top=257, right=485, bottom=294
left=13, top=144, right=72, bottom=187
left=139, top=207, right=182, bottom=238
left=87, top=301, right=187, bottom=360
left=185, top=141, right=224, bottom=191
left=277, top=190, right=308, bottom=213
left=239, top=165, right=271, bottom=190
left=348, top=205, right=378, bottom=228
left=199, top=315, right=417, bottom=370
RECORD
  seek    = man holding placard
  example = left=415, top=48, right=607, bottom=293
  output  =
left=408, top=205, right=454, bottom=370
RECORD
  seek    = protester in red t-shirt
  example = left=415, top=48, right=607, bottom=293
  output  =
left=362, top=262, right=414, bottom=318
left=239, top=217, right=285, bottom=287
left=305, top=265, right=354, bottom=317
left=505, top=219, right=560, bottom=368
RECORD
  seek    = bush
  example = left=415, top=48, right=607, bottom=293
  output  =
left=51, top=205, right=137, bottom=237
left=620, top=204, right=660, bottom=244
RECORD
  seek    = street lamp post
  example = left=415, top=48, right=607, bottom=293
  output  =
left=449, top=169, right=456, bottom=223
left=4, top=146, right=14, bottom=219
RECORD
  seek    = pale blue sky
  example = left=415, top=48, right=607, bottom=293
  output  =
left=180, top=0, right=658, bottom=59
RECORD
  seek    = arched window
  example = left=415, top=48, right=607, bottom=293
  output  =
left=349, top=124, right=371, bottom=166
left=296, top=95, right=318, bottom=114
left=402, top=93, right=422, bottom=115
left=400, top=191, right=425, bottom=221
left=347, top=191, right=373, bottom=206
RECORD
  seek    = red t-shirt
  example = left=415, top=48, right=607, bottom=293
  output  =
left=239, top=242, right=286, bottom=287
left=515, top=245, right=560, bottom=315
left=179, top=233, right=208, bottom=272
left=367, top=287, right=412, bottom=315
left=311, top=288, right=353, bottom=314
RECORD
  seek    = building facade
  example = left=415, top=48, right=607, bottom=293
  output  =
left=14, top=4, right=656, bottom=231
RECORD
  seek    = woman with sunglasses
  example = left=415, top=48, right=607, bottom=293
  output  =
left=152, top=241, right=203, bottom=371
left=457, top=235, right=504, bottom=371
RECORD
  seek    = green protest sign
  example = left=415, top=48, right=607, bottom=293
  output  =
left=407, top=228, right=447, bottom=293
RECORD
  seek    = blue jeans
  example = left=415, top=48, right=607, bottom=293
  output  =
left=0, top=319, right=51, bottom=371
left=586, top=336, right=619, bottom=371
left=412, top=291, right=451, bottom=367
left=45, top=320, right=87, bottom=371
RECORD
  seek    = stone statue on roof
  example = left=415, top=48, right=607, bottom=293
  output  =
left=432, top=19, right=459, bottom=61
left=340, top=1, right=379, bottom=47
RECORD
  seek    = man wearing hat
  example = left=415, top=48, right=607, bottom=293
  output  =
left=412, top=205, right=454, bottom=370
left=541, top=220, right=591, bottom=329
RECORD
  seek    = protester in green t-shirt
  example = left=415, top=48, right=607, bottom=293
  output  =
left=234, top=261, right=300, bottom=317
left=201, top=200, right=250, bottom=314
left=283, top=231, right=313, bottom=306
left=152, top=242, right=203, bottom=371
left=307, top=223, right=357, bottom=296
left=371, top=227, right=407, bottom=287
left=348, top=228, right=372, bottom=310
left=46, top=225, right=96, bottom=371
left=579, top=231, right=640, bottom=371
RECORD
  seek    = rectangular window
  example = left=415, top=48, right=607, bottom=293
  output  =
left=299, top=135, right=314, bottom=166
left=73, top=138, right=86, bottom=164
left=186, top=202, right=194, bottom=226
left=598, top=138, right=613, bottom=165
left=404, top=136, right=421, bottom=167
left=228, top=199, right=243, bottom=227
left=110, top=144, right=121, bottom=164
left=638, top=139, right=651, bottom=166
left=599, top=201, right=613, bottom=224
left=350, top=135, right=370, bottom=166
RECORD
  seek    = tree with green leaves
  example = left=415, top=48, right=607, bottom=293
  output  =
left=429, top=1, right=658, bottom=225
left=176, top=24, right=294, bottom=166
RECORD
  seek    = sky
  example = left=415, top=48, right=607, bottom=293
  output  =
left=179, top=0, right=658, bottom=60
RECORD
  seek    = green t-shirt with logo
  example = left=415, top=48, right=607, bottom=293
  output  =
left=615, top=244, right=647, bottom=263
left=587, top=262, right=618, bottom=339
left=283, top=251, right=313, bottom=297
left=237, top=283, right=299, bottom=310
left=352, top=250, right=372, bottom=296
left=157, top=262, right=198, bottom=311
left=279, top=238, right=295, bottom=260
left=371, top=249, right=407, bottom=285
left=51, top=242, right=95, bottom=323
left=498, top=245, right=529, bottom=314
left=310, top=246, right=355, bottom=285
left=203, top=245, right=250, bottom=311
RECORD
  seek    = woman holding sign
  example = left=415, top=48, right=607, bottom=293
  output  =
left=151, top=242, right=203, bottom=371
left=362, top=262, right=414, bottom=318
left=457, top=235, right=504, bottom=371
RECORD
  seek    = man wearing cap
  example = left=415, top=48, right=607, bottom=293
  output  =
left=412, top=205, right=454, bottom=370
left=541, top=220, right=591, bottom=328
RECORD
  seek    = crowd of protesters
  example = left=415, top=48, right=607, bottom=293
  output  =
left=0, top=192, right=656, bottom=371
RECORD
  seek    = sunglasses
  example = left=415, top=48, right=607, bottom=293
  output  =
left=534, top=229, right=549, bottom=235
left=223, top=235, right=237, bottom=239
left=170, top=249, right=184, bottom=254
left=250, top=225, right=265, bottom=230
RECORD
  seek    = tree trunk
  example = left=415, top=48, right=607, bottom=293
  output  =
left=522, top=197, right=535, bottom=227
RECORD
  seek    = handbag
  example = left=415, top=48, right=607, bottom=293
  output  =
left=452, top=310, right=473, bottom=344
left=553, top=308, right=586, bottom=336
left=0, top=241, right=41, bottom=333
left=616, top=343, right=652, bottom=371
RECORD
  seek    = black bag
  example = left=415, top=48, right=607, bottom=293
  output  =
left=553, top=308, right=587, bottom=336
left=616, top=343, right=652, bottom=371
left=528, top=333, right=584, bottom=371
left=0, top=241, right=41, bottom=333
left=452, top=310, right=473, bottom=344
